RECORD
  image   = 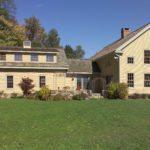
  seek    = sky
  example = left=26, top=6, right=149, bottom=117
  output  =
left=15, top=0, right=150, bottom=58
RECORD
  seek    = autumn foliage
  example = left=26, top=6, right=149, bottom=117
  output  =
left=19, top=78, right=34, bottom=97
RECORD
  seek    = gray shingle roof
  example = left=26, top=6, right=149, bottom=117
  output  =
left=92, top=23, right=150, bottom=61
left=0, top=48, right=69, bottom=69
left=67, top=59, right=92, bottom=74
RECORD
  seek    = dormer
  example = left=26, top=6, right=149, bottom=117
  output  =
left=23, top=41, right=31, bottom=49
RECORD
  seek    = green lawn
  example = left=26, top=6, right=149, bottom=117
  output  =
left=0, top=99, right=150, bottom=150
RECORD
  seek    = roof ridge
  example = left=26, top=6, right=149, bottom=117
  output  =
left=92, top=23, right=150, bottom=60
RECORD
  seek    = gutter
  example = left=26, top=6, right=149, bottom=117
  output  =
left=0, top=66, right=69, bottom=70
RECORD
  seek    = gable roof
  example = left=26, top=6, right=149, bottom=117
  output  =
left=67, top=59, right=92, bottom=74
left=92, top=23, right=150, bottom=61
left=0, top=47, right=69, bottom=70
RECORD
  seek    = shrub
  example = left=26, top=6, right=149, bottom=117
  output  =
left=107, top=82, right=128, bottom=99
left=117, top=83, right=128, bottom=99
left=53, top=93, right=65, bottom=101
left=107, top=83, right=118, bottom=99
left=129, top=93, right=150, bottom=99
left=72, top=92, right=88, bottom=101
left=19, top=78, right=34, bottom=97
left=11, top=93, right=19, bottom=98
left=37, top=86, right=51, bottom=101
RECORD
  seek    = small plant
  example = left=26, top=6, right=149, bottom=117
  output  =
left=19, top=77, right=34, bottom=97
left=37, top=86, right=51, bottom=101
left=72, top=92, right=88, bottom=101
left=0, top=91, right=4, bottom=98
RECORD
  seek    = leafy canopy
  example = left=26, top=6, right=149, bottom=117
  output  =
left=24, top=16, right=47, bottom=47
left=64, top=44, right=85, bottom=59
left=0, top=0, right=16, bottom=20
left=0, top=16, right=26, bottom=46
left=46, top=28, right=60, bottom=48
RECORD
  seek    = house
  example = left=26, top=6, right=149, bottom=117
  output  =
left=92, top=23, right=150, bottom=94
left=0, top=23, right=150, bottom=96
left=0, top=41, right=92, bottom=95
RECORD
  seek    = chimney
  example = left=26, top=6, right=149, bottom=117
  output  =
left=121, top=28, right=131, bottom=38
left=23, top=41, right=31, bottom=48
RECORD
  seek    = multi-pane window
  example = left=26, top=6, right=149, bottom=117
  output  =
left=31, top=54, right=38, bottom=61
left=128, top=73, right=134, bottom=87
left=83, top=77, right=89, bottom=90
left=39, top=76, right=45, bottom=88
left=144, top=50, right=150, bottom=64
left=128, top=57, right=134, bottom=64
left=15, top=53, right=22, bottom=61
left=0, top=53, right=6, bottom=61
left=144, top=74, right=150, bottom=87
left=77, top=78, right=82, bottom=90
left=76, top=77, right=89, bottom=90
left=46, top=54, right=54, bottom=62
left=7, top=76, right=13, bottom=88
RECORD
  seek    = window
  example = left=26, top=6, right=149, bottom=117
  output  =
left=77, top=78, right=82, bottom=90
left=46, top=54, right=54, bottom=62
left=31, top=54, right=38, bottom=61
left=144, top=50, right=150, bottom=64
left=144, top=74, right=150, bottom=87
left=128, top=73, right=134, bottom=87
left=15, top=53, right=22, bottom=61
left=0, top=53, right=6, bottom=61
left=128, top=57, right=134, bottom=64
left=39, top=76, right=45, bottom=87
left=83, top=77, right=89, bottom=90
left=7, top=76, right=13, bottom=88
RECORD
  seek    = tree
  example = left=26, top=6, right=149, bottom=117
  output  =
left=24, top=16, right=47, bottom=47
left=0, top=0, right=16, bottom=19
left=74, top=45, right=85, bottom=59
left=46, top=28, right=60, bottom=48
left=0, top=16, right=26, bottom=46
left=19, top=78, right=35, bottom=97
left=64, top=45, right=74, bottom=58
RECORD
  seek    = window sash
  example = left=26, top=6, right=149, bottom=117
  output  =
left=128, top=73, right=134, bottom=87
left=77, top=78, right=82, bottom=90
left=83, top=78, right=89, bottom=90
left=46, top=54, right=54, bottom=62
left=0, top=54, right=6, bottom=61
left=144, top=50, right=150, bottom=64
left=31, top=54, right=38, bottom=61
left=39, top=76, right=45, bottom=87
left=15, top=53, right=22, bottom=61
left=144, top=74, right=150, bottom=87
left=128, top=57, right=134, bottom=64
left=7, top=76, right=13, bottom=88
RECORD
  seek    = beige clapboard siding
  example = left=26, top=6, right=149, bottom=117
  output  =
left=65, top=77, right=77, bottom=90
left=119, top=29, right=150, bottom=94
left=5, top=53, right=57, bottom=63
left=0, top=71, right=67, bottom=94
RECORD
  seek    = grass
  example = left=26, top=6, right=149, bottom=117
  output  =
left=0, top=99, right=150, bottom=150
